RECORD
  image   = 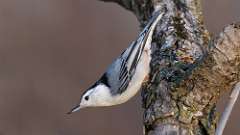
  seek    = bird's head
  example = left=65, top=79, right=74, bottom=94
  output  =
left=67, top=83, right=112, bottom=114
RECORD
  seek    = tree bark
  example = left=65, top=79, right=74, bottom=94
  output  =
left=99, top=0, right=240, bottom=134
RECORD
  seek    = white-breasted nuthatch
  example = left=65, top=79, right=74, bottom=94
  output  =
left=68, top=11, right=163, bottom=114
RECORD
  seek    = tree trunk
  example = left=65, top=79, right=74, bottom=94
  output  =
left=99, top=0, right=240, bottom=134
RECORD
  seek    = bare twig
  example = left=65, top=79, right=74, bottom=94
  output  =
left=216, top=82, right=240, bottom=135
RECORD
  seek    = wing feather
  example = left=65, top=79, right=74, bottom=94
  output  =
left=117, top=12, right=163, bottom=94
left=117, top=32, right=150, bottom=94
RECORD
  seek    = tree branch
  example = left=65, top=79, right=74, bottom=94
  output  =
left=98, top=0, right=240, bottom=134
left=142, top=22, right=240, bottom=135
left=216, top=82, right=240, bottom=135
left=99, top=0, right=132, bottom=11
left=99, top=0, right=203, bottom=27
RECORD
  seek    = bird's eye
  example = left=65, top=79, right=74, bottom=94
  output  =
left=84, top=96, right=89, bottom=101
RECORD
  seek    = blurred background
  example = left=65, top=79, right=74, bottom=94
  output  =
left=0, top=0, right=239, bottom=135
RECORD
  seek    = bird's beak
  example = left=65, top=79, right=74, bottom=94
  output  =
left=67, top=104, right=83, bottom=114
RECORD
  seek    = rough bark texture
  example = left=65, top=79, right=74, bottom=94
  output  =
left=100, top=0, right=240, bottom=134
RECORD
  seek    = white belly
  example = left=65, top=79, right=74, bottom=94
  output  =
left=111, top=49, right=151, bottom=105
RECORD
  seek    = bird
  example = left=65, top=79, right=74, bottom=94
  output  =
left=68, top=11, right=163, bottom=114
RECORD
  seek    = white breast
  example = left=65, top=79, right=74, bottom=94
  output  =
left=89, top=49, right=151, bottom=107
left=111, top=49, right=151, bottom=105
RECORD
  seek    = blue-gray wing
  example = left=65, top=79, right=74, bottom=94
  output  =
left=116, top=11, right=163, bottom=94
left=117, top=27, right=153, bottom=93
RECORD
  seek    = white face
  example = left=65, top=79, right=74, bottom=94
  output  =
left=79, top=84, right=112, bottom=108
